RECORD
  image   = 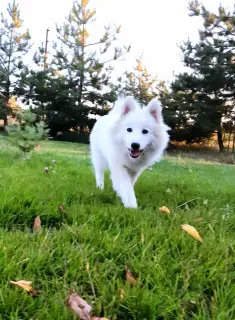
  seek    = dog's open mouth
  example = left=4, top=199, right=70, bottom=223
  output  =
left=128, top=149, right=143, bottom=158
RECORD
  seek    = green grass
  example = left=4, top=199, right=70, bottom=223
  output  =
left=1, top=138, right=235, bottom=319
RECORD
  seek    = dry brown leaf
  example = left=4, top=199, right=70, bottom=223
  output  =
left=124, top=264, right=137, bottom=286
left=141, top=231, right=145, bottom=244
left=10, top=280, right=39, bottom=295
left=119, top=288, right=124, bottom=300
left=59, top=205, right=66, bottom=213
left=29, top=289, right=39, bottom=296
left=10, top=280, right=39, bottom=296
left=159, top=206, right=171, bottom=215
left=33, top=216, right=41, bottom=232
left=91, top=317, right=110, bottom=320
left=10, top=280, right=32, bottom=292
left=66, top=291, right=92, bottom=320
left=180, top=224, right=203, bottom=243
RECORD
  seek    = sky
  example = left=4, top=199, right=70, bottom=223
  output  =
left=0, top=0, right=233, bottom=83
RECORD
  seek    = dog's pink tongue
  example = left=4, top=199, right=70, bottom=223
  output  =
left=131, top=150, right=140, bottom=157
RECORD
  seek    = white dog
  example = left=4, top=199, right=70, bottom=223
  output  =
left=90, top=96, right=170, bottom=208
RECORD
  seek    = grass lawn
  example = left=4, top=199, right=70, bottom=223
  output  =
left=1, top=137, right=235, bottom=319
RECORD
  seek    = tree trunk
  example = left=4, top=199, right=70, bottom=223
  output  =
left=232, top=130, right=235, bottom=154
left=78, top=23, right=85, bottom=106
left=3, top=114, right=8, bottom=128
left=4, top=28, right=13, bottom=129
left=3, top=95, right=9, bottom=128
left=217, top=129, right=224, bottom=153
left=227, top=131, right=231, bottom=151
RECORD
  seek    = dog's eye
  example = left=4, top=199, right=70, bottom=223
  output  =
left=127, top=128, right=133, bottom=132
left=142, top=129, right=148, bottom=134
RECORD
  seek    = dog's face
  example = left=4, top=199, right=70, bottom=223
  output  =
left=115, top=97, right=170, bottom=160
left=121, top=112, right=157, bottom=159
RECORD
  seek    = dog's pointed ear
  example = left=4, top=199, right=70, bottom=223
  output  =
left=122, top=96, right=137, bottom=116
left=110, top=96, right=139, bottom=117
left=145, top=98, right=163, bottom=123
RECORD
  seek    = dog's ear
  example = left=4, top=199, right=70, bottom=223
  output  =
left=110, top=96, right=139, bottom=116
left=145, top=98, right=163, bottom=123
left=122, top=96, right=137, bottom=116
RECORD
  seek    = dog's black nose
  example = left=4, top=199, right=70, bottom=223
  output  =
left=131, top=142, right=140, bottom=150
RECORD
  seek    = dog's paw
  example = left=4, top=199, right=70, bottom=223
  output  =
left=124, top=201, right=138, bottom=209
left=125, top=204, right=138, bottom=209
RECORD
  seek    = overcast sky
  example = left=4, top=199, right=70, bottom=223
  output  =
left=0, top=0, right=233, bottom=82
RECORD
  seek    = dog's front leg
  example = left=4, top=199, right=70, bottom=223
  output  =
left=110, top=166, right=137, bottom=208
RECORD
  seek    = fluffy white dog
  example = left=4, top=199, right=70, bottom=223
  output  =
left=90, top=96, right=170, bottom=208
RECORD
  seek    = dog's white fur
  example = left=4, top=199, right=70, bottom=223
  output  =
left=90, top=96, right=170, bottom=208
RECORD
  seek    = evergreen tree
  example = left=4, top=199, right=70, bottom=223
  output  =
left=35, top=0, right=130, bottom=135
left=20, top=0, right=130, bottom=136
left=0, top=1, right=31, bottom=127
left=165, top=1, right=235, bottom=151
left=7, top=110, right=49, bottom=158
left=120, top=56, right=166, bottom=105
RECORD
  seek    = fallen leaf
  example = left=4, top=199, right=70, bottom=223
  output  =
left=180, top=224, right=203, bottom=243
left=66, top=290, right=109, bottom=319
left=33, top=216, right=41, bottom=232
left=59, top=205, right=66, bottom=213
left=66, top=291, right=92, bottom=320
left=10, top=280, right=32, bottom=292
left=124, top=264, right=137, bottom=286
left=141, top=231, right=144, bottom=244
left=119, top=288, right=124, bottom=300
left=159, top=206, right=171, bottom=215
left=91, top=317, right=110, bottom=320
left=10, top=280, right=39, bottom=296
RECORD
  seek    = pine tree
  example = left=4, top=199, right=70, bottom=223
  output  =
left=120, top=56, right=166, bottom=105
left=165, top=1, right=235, bottom=151
left=20, top=0, right=130, bottom=136
left=7, top=110, right=49, bottom=158
left=46, top=0, right=130, bottom=133
left=0, top=0, right=31, bottom=127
